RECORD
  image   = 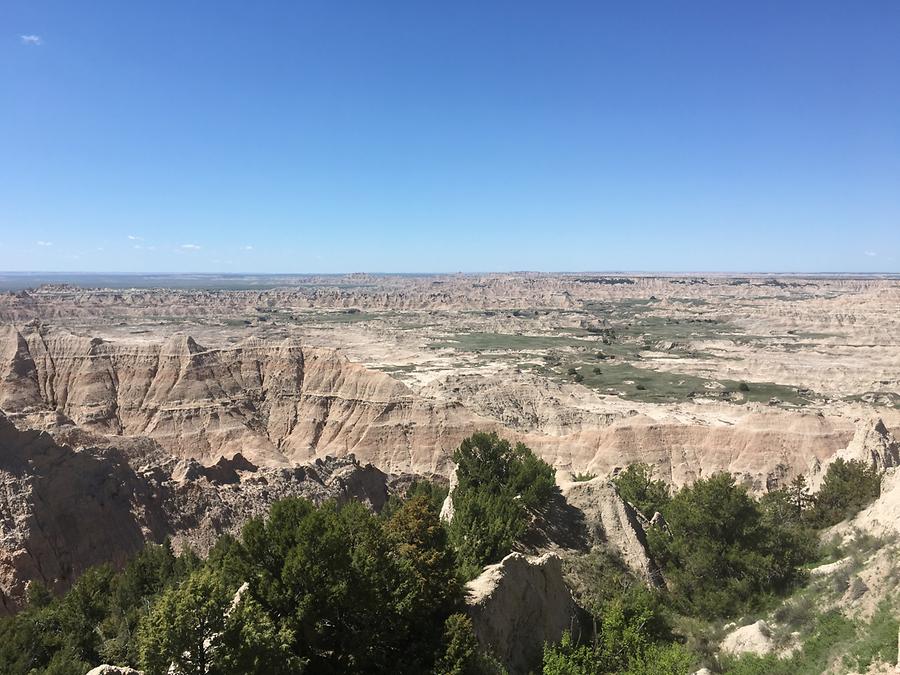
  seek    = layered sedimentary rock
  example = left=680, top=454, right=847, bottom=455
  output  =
left=0, top=323, right=491, bottom=473
left=0, top=410, right=391, bottom=614
left=540, top=411, right=854, bottom=492
left=466, top=552, right=578, bottom=675
left=1, top=323, right=864, bottom=491
left=558, top=475, right=663, bottom=586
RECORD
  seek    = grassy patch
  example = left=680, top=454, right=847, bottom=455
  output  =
left=430, top=332, right=593, bottom=352
left=288, top=309, right=383, bottom=323
left=535, top=360, right=810, bottom=405
left=376, top=364, right=417, bottom=373
left=848, top=601, right=900, bottom=670
left=721, top=610, right=856, bottom=675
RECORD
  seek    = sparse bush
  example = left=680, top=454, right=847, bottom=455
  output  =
left=808, top=458, right=882, bottom=528
left=848, top=600, right=900, bottom=671
left=572, top=472, right=597, bottom=482
left=721, top=610, right=856, bottom=675
left=613, top=463, right=671, bottom=516
left=772, top=595, right=815, bottom=634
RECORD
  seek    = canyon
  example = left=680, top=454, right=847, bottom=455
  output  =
left=1, top=273, right=898, bottom=614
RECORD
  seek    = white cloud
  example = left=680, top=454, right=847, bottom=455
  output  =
left=864, top=251, right=877, bottom=257
left=180, top=243, right=201, bottom=250
left=20, top=35, right=42, bottom=46
left=242, top=245, right=254, bottom=251
left=127, top=234, right=144, bottom=241
left=36, top=240, right=53, bottom=246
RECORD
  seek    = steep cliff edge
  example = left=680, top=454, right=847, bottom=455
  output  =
left=0, top=411, right=392, bottom=614
left=0, top=324, right=871, bottom=489
left=0, top=323, right=489, bottom=473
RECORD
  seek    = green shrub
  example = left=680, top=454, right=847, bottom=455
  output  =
left=433, top=613, right=506, bottom=675
left=647, top=473, right=816, bottom=617
left=448, top=433, right=556, bottom=577
left=808, top=458, right=881, bottom=528
left=543, top=599, right=693, bottom=675
left=847, top=601, right=900, bottom=670
left=722, top=610, right=855, bottom=675
left=612, top=463, right=671, bottom=516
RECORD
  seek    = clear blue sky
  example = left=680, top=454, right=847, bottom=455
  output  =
left=2, top=1, right=898, bottom=273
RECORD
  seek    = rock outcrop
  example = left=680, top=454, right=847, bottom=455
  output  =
left=0, top=324, right=490, bottom=473
left=720, top=619, right=775, bottom=657
left=0, top=411, right=169, bottom=614
left=839, top=467, right=900, bottom=538
left=809, top=417, right=900, bottom=491
left=466, top=552, right=579, bottom=675
left=0, top=325, right=866, bottom=488
left=558, top=475, right=663, bottom=587
left=840, top=418, right=900, bottom=470
left=0, top=411, right=391, bottom=614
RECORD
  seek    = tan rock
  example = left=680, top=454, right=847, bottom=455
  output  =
left=841, top=418, right=900, bottom=470
left=559, top=475, right=663, bottom=586
left=720, top=619, right=775, bottom=657
left=0, top=410, right=390, bottom=614
left=466, top=552, right=578, bottom=675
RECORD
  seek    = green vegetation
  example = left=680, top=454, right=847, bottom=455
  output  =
left=431, top=332, right=593, bottom=353
left=0, top=441, right=892, bottom=675
left=646, top=473, right=817, bottom=617
left=848, top=600, right=900, bottom=670
left=612, top=463, right=671, bottom=516
left=0, top=543, right=201, bottom=675
left=543, top=621, right=693, bottom=674
left=448, top=432, right=556, bottom=578
left=806, top=458, right=882, bottom=528
left=0, top=433, right=559, bottom=674
left=0, top=489, right=500, bottom=675
left=722, top=610, right=856, bottom=675
left=572, top=471, right=597, bottom=482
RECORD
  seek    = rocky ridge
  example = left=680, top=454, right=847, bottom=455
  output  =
left=0, top=410, right=391, bottom=614
left=0, top=324, right=870, bottom=492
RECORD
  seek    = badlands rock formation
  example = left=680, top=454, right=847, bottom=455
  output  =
left=466, top=552, right=579, bottom=675
left=1, top=273, right=898, bottom=624
left=0, top=323, right=487, bottom=474
left=838, top=418, right=900, bottom=470
left=558, top=474, right=664, bottom=586
left=0, top=324, right=871, bottom=491
left=0, top=410, right=391, bottom=613
left=809, top=417, right=900, bottom=491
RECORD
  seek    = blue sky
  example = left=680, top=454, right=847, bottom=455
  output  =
left=1, top=1, right=898, bottom=273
